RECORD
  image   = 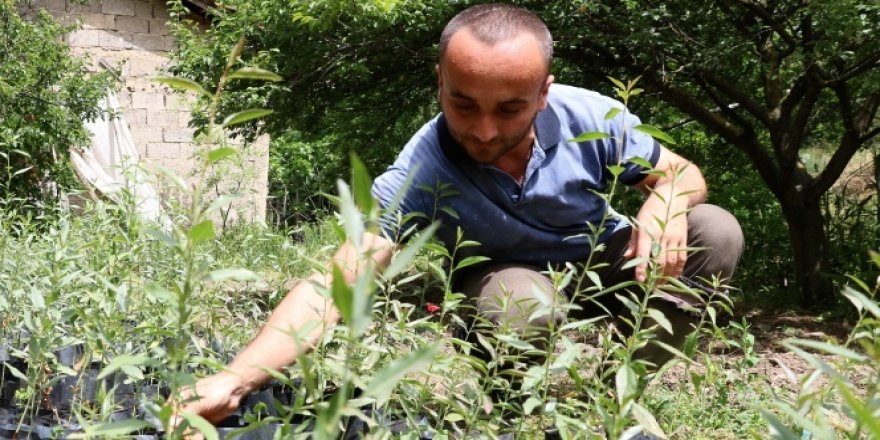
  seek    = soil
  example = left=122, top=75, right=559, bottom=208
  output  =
left=659, top=307, right=867, bottom=394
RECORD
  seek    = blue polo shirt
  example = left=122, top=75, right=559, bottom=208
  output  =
left=371, top=84, right=661, bottom=267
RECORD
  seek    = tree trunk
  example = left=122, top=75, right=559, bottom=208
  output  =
left=875, top=151, right=879, bottom=225
left=779, top=196, right=834, bottom=308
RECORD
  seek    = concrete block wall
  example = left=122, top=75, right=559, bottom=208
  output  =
left=20, top=0, right=269, bottom=224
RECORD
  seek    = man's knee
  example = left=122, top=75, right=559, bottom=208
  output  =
left=687, top=204, right=744, bottom=279
left=461, top=264, right=565, bottom=339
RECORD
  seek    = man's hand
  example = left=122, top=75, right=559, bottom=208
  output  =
left=624, top=197, right=689, bottom=282
left=167, top=371, right=247, bottom=438
left=172, top=372, right=246, bottom=424
left=625, top=147, right=707, bottom=282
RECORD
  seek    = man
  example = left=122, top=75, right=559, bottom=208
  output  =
left=180, top=3, right=743, bottom=424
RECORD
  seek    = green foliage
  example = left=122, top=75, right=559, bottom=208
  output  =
left=763, top=252, right=880, bottom=439
left=168, top=0, right=880, bottom=305
left=0, top=0, right=112, bottom=202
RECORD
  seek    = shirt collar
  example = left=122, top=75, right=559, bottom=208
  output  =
left=437, top=104, right=562, bottom=165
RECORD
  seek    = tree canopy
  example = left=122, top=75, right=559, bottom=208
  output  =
left=0, top=0, right=112, bottom=201
left=171, top=0, right=879, bottom=305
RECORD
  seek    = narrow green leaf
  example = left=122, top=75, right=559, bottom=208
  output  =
left=206, top=268, right=260, bottom=282
left=604, top=107, right=622, bottom=121
left=615, top=363, right=635, bottom=405
left=455, top=255, right=491, bottom=270
left=761, top=410, right=801, bottom=440
left=631, top=402, right=665, bottom=439
left=786, top=339, right=867, bottom=362
left=68, top=419, right=153, bottom=438
left=350, top=152, right=374, bottom=215
left=181, top=412, right=219, bottom=440
left=336, top=179, right=364, bottom=249
left=628, top=157, right=654, bottom=170
left=523, top=396, right=542, bottom=415
left=607, top=164, right=625, bottom=177
left=330, top=263, right=353, bottom=325
left=365, top=344, right=440, bottom=406
left=496, top=334, right=536, bottom=351
left=225, top=36, right=246, bottom=70
left=221, top=109, right=274, bottom=128
left=3, top=362, right=27, bottom=381
left=97, top=355, right=152, bottom=380
left=153, top=76, right=210, bottom=98
left=206, top=193, right=242, bottom=214
left=633, top=124, right=677, bottom=145
left=145, top=283, right=175, bottom=303
left=841, top=286, right=880, bottom=318
left=188, top=220, right=215, bottom=245
left=608, top=77, right=627, bottom=91
left=568, top=131, right=610, bottom=143
left=227, top=66, right=283, bottom=82
left=647, top=308, right=673, bottom=335
left=206, top=147, right=238, bottom=165
left=384, top=223, right=439, bottom=280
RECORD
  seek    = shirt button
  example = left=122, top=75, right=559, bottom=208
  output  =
left=511, top=194, right=520, bottom=202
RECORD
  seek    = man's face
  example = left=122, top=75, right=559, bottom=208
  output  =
left=437, top=29, right=553, bottom=165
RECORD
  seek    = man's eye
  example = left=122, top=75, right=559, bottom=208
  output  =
left=500, top=107, right=522, bottom=115
left=455, top=104, right=476, bottom=112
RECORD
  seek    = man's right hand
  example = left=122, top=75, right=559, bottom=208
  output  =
left=173, top=371, right=248, bottom=425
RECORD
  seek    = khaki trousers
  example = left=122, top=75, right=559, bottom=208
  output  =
left=460, top=204, right=745, bottom=366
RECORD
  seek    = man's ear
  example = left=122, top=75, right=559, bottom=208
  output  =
left=538, top=74, right=555, bottom=110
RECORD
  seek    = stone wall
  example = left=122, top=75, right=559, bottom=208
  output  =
left=20, top=0, right=269, bottom=224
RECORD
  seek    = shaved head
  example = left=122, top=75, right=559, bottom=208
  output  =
left=438, top=4, right=553, bottom=74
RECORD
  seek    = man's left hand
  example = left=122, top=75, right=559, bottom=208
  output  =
left=624, top=195, right=689, bottom=283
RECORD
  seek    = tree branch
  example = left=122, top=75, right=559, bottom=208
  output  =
left=638, top=74, right=782, bottom=197
left=732, top=0, right=799, bottom=50
left=830, top=49, right=880, bottom=84
left=699, top=70, right=771, bottom=127
left=810, top=83, right=864, bottom=198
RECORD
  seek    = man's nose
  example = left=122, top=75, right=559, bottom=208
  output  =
left=471, top=114, right=498, bottom=143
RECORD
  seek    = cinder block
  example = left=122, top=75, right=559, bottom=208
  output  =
left=30, top=0, right=66, bottom=11
left=129, top=124, right=164, bottom=143
left=45, top=9, right=75, bottom=25
left=177, top=111, right=193, bottom=127
left=122, top=108, right=147, bottom=125
left=152, top=1, right=169, bottom=20
left=164, top=92, right=195, bottom=110
left=75, top=12, right=115, bottom=29
left=66, top=0, right=101, bottom=13
left=133, top=0, right=152, bottom=17
left=132, top=34, right=168, bottom=52
left=69, top=30, right=134, bottom=49
left=131, top=91, right=164, bottom=109
left=146, top=142, right=180, bottom=159
left=115, top=15, right=149, bottom=33
left=67, top=29, right=105, bottom=47
left=163, top=127, right=195, bottom=143
left=127, top=56, right=163, bottom=76
left=147, top=109, right=178, bottom=127
left=148, top=19, right=167, bottom=35
left=102, top=0, right=135, bottom=16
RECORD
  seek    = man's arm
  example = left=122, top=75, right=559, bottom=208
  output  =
left=625, top=146, right=707, bottom=282
left=176, top=232, right=396, bottom=423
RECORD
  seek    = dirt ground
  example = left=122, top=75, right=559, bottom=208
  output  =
left=660, top=307, right=864, bottom=393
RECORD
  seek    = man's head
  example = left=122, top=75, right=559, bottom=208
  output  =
left=436, top=4, right=555, bottom=166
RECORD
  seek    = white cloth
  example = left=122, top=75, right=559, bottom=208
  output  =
left=71, top=92, right=169, bottom=228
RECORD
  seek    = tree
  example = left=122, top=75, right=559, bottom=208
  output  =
left=170, top=0, right=879, bottom=305
left=0, top=0, right=112, bottom=202
left=543, top=0, right=879, bottom=306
